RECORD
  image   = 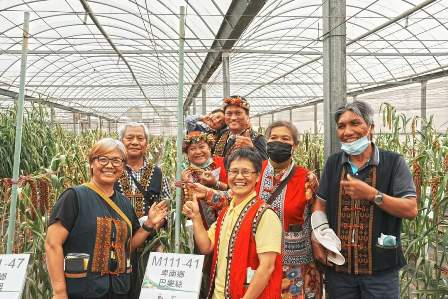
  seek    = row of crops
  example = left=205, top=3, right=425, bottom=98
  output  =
left=0, top=103, right=447, bottom=298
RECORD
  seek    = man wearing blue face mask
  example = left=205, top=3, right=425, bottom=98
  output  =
left=312, top=100, right=417, bottom=299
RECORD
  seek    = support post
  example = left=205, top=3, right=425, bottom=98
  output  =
left=289, top=109, right=293, bottom=123
left=175, top=6, right=185, bottom=253
left=222, top=52, right=230, bottom=98
left=323, top=0, right=346, bottom=158
left=421, top=80, right=427, bottom=122
left=314, top=104, right=318, bottom=134
left=201, top=86, right=207, bottom=114
left=50, top=105, right=55, bottom=125
left=6, top=12, right=30, bottom=254
left=192, top=98, right=196, bottom=115
left=73, top=113, right=77, bottom=133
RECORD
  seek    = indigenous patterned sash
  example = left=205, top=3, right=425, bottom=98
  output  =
left=336, top=166, right=377, bottom=275
left=118, top=164, right=154, bottom=218
left=259, top=163, right=314, bottom=266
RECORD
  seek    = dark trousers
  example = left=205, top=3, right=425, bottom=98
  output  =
left=325, top=268, right=400, bottom=299
left=70, top=290, right=128, bottom=299
left=129, top=250, right=150, bottom=299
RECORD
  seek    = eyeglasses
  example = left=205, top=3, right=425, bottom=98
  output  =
left=94, top=156, right=124, bottom=167
left=228, top=169, right=257, bottom=178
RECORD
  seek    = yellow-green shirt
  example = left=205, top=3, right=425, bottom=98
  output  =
left=207, top=191, right=282, bottom=299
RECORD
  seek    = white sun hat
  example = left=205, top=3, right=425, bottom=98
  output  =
left=311, top=211, right=346, bottom=265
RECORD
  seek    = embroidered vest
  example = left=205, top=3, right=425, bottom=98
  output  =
left=117, top=164, right=161, bottom=218
left=325, top=150, right=406, bottom=274
left=208, top=197, right=282, bottom=299
left=63, top=186, right=133, bottom=297
left=212, top=128, right=262, bottom=159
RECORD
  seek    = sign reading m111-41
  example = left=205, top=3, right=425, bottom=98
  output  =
left=0, top=254, right=30, bottom=299
left=140, top=252, right=204, bottom=299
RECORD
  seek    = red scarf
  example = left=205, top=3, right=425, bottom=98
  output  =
left=208, top=197, right=282, bottom=299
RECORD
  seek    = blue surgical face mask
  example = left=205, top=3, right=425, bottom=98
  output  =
left=341, top=135, right=370, bottom=155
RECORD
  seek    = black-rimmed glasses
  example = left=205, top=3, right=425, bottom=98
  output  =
left=94, top=156, right=124, bottom=167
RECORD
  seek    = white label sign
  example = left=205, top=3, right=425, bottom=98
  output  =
left=0, top=254, right=30, bottom=299
left=140, top=252, right=204, bottom=299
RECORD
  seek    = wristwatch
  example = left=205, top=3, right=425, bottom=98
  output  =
left=142, top=222, right=154, bottom=233
left=373, top=191, right=384, bottom=206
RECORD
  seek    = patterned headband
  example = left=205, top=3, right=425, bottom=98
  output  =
left=182, top=131, right=215, bottom=152
left=223, top=96, right=250, bottom=111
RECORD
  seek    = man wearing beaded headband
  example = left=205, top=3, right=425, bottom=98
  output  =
left=212, top=95, right=268, bottom=161
left=115, top=122, right=172, bottom=299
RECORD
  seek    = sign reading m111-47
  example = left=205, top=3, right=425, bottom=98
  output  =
left=0, top=254, right=30, bottom=299
left=140, top=252, right=204, bottom=299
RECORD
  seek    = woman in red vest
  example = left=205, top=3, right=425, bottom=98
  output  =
left=183, top=148, right=283, bottom=299
left=181, top=131, right=228, bottom=228
left=257, top=121, right=322, bottom=299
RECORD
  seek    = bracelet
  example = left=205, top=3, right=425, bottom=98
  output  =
left=141, top=222, right=154, bottom=233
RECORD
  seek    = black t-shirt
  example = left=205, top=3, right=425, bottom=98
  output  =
left=49, top=188, right=141, bottom=234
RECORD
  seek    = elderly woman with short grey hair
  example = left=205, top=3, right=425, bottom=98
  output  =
left=45, top=138, right=168, bottom=299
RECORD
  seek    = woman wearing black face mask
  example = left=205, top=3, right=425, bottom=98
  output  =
left=255, top=121, right=323, bottom=299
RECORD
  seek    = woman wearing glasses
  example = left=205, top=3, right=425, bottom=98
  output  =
left=189, top=121, right=323, bottom=298
left=45, top=138, right=168, bottom=299
left=183, top=148, right=283, bottom=298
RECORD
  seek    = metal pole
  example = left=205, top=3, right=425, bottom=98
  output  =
left=222, top=52, right=230, bottom=98
left=6, top=12, right=30, bottom=254
left=50, top=105, right=55, bottom=125
left=73, top=113, right=76, bottom=133
left=421, top=80, right=427, bottom=122
left=192, top=98, right=196, bottom=115
left=314, top=104, right=318, bottom=134
left=323, top=0, right=346, bottom=158
left=175, top=6, right=185, bottom=253
left=201, top=86, right=206, bottom=114
left=289, top=109, right=293, bottom=123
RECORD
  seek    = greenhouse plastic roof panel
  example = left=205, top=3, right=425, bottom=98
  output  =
left=205, top=0, right=448, bottom=116
left=0, top=0, right=231, bottom=122
left=0, top=0, right=447, bottom=123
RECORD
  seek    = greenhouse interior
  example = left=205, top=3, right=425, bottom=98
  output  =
left=1, top=0, right=448, bottom=298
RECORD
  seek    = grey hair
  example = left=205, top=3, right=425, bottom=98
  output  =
left=335, top=100, right=374, bottom=126
left=265, top=120, right=299, bottom=145
left=88, top=138, right=127, bottom=164
left=118, top=122, right=149, bottom=140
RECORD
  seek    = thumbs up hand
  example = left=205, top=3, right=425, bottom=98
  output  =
left=340, top=174, right=377, bottom=201
left=182, top=194, right=201, bottom=221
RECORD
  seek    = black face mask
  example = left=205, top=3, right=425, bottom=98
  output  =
left=267, top=141, right=293, bottom=163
